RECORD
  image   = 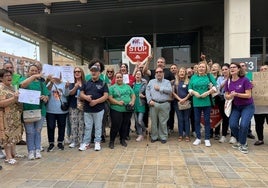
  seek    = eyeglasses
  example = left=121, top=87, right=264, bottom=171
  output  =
left=74, top=71, right=81, bottom=73
left=107, top=71, right=114, bottom=73
left=3, top=74, right=12, bottom=77
left=230, top=66, right=237, bottom=69
left=155, top=71, right=163, bottom=73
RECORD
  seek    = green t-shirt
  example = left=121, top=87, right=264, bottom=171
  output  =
left=188, top=73, right=217, bottom=107
left=85, top=73, right=110, bottom=84
left=12, top=73, right=21, bottom=90
left=133, top=82, right=145, bottom=113
left=19, top=77, right=50, bottom=116
left=245, top=71, right=253, bottom=81
left=109, top=83, right=134, bottom=112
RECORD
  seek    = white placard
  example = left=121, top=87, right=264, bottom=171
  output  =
left=18, top=88, right=41, bottom=105
left=61, top=66, right=74, bottom=83
left=42, top=64, right=61, bottom=79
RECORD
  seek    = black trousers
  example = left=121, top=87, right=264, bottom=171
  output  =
left=167, top=100, right=175, bottom=130
left=109, top=109, right=132, bottom=142
left=254, top=114, right=267, bottom=141
left=46, top=113, right=67, bottom=143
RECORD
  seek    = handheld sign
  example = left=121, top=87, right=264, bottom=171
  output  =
left=125, top=37, right=151, bottom=65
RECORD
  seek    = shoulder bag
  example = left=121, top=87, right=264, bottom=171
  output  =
left=23, top=81, right=42, bottom=123
left=224, top=79, right=232, bottom=117
left=175, top=82, right=191, bottom=110
left=53, top=83, right=69, bottom=111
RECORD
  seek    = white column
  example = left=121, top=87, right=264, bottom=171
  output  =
left=39, top=41, right=53, bottom=65
left=224, top=0, right=250, bottom=64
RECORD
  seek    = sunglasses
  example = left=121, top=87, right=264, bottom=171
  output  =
left=155, top=71, right=163, bottom=73
left=74, top=70, right=81, bottom=73
left=107, top=71, right=114, bottom=73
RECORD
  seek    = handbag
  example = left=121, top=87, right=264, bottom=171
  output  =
left=224, top=79, right=232, bottom=117
left=23, top=109, right=41, bottom=123
left=224, top=99, right=233, bottom=117
left=61, top=102, right=69, bottom=111
left=125, top=104, right=135, bottom=112
left=178, top=100, right=191, bottom=110
left=53, top=84, right=69, bottom=111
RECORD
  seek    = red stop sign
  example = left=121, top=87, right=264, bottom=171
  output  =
left=125, top=37, right=151, bottom=64
left=201, top=105, right=222, bottom=128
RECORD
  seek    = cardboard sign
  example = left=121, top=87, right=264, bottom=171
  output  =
left=252, top=72, right=268, bottom=106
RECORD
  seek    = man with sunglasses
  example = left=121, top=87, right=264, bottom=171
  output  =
left=146, top=67, right=172, bottom=144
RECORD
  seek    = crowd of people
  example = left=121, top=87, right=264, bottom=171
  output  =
left=0, top=56, right=267, bottom=169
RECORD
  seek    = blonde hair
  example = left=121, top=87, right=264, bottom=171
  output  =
left=175, top=67, right=189, bottom=86
left=198, top=61, right=210, bottom=74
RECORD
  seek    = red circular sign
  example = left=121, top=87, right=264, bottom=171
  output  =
left=125, top=37, right=151, bottom=64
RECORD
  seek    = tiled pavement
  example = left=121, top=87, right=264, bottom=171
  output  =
left=1, top=121, right=268, bottom=188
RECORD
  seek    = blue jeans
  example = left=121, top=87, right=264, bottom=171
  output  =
left=24, top=116, right=44, bottom=152
left=229, top=104, right=254, bottom=145
left=194, top=106, right=211, bottom=140
left=83, top=110, right=104, bottom=144
left=174, top=103, right=191, bottom=137
left=134, top=112, right=145, bottom=135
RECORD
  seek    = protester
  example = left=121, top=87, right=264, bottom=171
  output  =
left=225, top=62, right=254, bottom=154
left=173, top=67, right=191, bottom=142
left=3, top=62, right=26, bottom=146
left=0, top=69, right=22, bottom=164
left=188, top=61, right=217, bottom=147
left=108, top=72, right=135, bottom=149
left=106, top=66, right=115, bottom=86
left=46, top=74, right=69, bottom=152
left=146, top=67, right=172, bottom=144
left=68, top=67, right=86, bottom=148
left=78, top=65, right=108, bottom=151
left=133, top=70, right=147, bottom=142
left=216, top=63, right=231, bottom=143
left=239, top=62, right=255, bottom=139
left=253, top=65, right=268, bottom=146
left=19, top=65, right=49, bottom=160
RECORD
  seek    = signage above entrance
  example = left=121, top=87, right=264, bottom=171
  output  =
left=125, top=37, right=151, bottom=65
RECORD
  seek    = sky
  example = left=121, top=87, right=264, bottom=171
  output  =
left=0, top=27, right=39, bottom=60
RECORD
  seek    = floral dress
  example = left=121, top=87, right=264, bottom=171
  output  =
left=0, top=84, right=23, bottom=145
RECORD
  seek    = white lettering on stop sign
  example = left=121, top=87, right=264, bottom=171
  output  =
left=129, top=46, right=147, bottom=52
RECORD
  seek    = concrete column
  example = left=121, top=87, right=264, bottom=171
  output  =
left=39, top=41, right=53, bottom=65
left=224, top=0, right=250, bottom=64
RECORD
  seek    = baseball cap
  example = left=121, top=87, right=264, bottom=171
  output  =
left=90, top=65, right=100, bottom=72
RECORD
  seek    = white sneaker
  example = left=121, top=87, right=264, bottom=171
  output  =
left=69, top=142, right=76, bottom=148
left=35, top=150, right=42, bottom=159
left=193, top=138, right=201, bottom=146
left=136, top=135, right=144, bottom=142
left=229, top=136, right=237, bottom=144
left=65, top=137, right=71, bottom=144
left=94, top=142, right=101, bottom=151
left=79, top=143, right=89, bottom=151
left=205, top=140, right=211, bottom=147
left=28, top=151, right=35, bottom=160
left=219, top=136, right=226, bottom=143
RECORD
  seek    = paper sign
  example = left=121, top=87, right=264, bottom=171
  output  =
left=61, top=66, right=74, bottom=83
left=18, top=88, right=41, bottom=105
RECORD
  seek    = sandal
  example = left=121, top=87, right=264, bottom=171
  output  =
left=185, top=137, right=190, bottom=142
left=13, top=154, right=26, bottom=158
left=4, top=158, right=17, bottom=165
left=178, top=136, right=183, bottom=142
